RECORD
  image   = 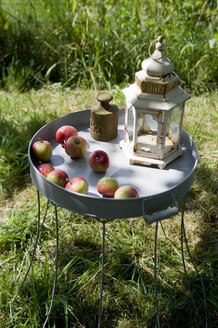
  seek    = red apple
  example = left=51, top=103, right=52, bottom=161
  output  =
left=65, top=136, right=87, bottom=159
left=114, top=185, right=139, bottom=199
left=47, top=169, right=68, bottom=187
left=88, top=150, right=109, bottom=173
left=37, top=163, right=54, bottom=177
left=65, top=177, right=88, bottom=195
left=97, top=176, right=119, bottom=197
left=56, top=125, right=78, bottom=147
left=32, top=139, right=52, bottom=162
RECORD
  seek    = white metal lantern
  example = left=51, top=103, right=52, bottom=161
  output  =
left=120, top=36, right=190, bottom=169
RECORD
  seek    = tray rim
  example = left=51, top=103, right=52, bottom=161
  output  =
left=28, top=109, right=198, bottom=218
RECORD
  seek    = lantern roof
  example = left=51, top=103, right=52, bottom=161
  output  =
left=142, top=36, right=174, bottom=78
left=123, top=83, right=190, bottom=111
left=123, top=36, right=190, bottom=109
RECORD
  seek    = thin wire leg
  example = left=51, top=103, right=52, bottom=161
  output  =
left=154, top=221, right=161, bottom=328
left=9, top=189, right=42, bottom=317
left=14, top=199, right=50, bottom=283
left=98, top=221, right=106, bottom=328
left=42, top=204, right=59, bottom=328
left=160, top=220, right=193, bottom=270
left=181, top=198, right=208, bottom=328
left=41, top=199, right=50, bottom=228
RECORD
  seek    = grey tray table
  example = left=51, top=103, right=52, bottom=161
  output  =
left=10, top=108, right=208, bottom=328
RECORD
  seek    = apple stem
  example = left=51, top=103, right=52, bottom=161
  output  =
left=38, top=137, right=43, bottom=143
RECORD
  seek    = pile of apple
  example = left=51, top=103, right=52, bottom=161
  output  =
left=32, top=125, right=139, bottom=199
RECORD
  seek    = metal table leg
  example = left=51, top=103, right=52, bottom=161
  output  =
left=9, top=190, right=43, bottom=316
left=42, top=202, right=59, bottom=328
left=143, top=198, right=179, bottom=328
left=9, top=190, right=59, bottom=328
left=98, top=221, right=106, bottom=328
left=10, top=192, right=208, bottom=327
left=149, top=197, right=208, bottom=328
left=180, top=197, right=208, bottom=328
left=154, top=221, right=161, bottom=328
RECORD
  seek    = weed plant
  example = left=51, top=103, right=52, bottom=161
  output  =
left=0, top=87, right=217, bottom=327
left=0, top=0, right=217, bottom=93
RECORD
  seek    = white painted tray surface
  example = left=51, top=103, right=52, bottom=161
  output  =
left=28, top=109, right=198, bottom=219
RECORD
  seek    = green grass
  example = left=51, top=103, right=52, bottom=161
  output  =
left=0, top=2, right=217, bottom=326
left=0, top=0, right=217, bottom=93
left=0, top=87, right=217, bottom=327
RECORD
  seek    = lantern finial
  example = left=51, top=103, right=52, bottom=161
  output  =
left=156, top=36, right=164, bottom=51
left=148, top=36, right=167, bottom=59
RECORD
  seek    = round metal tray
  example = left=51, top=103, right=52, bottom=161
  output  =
left=28, top=109, right=198, bottom=219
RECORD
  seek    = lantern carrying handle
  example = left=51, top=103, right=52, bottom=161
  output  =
left=149, top=36, right=167, bottom=60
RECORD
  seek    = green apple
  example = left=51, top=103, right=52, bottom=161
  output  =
left=47, top=169, right=68, bottom=187
left=97, top=176, right=119, bottom=197
left=65, top=136, right=87, bottom=159
left=114, top=185, right=139, bottom=199
left=65, top=177, right=88, bottom=194
left=32, top=139, right=52, bottom=162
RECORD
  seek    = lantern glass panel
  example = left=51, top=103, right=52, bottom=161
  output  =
left=127, top=105, right=134, bottom=142
left=166, top=105, right=182, bottom=144
left=136, top=112, right=158, bottom=153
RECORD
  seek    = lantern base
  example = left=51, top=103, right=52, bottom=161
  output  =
left=119, top=139, right=183, bottom=169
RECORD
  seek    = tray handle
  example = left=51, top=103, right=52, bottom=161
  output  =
left=143, top=206, right=178, bottom=225
left=142, top=192, right=178, bottom=225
